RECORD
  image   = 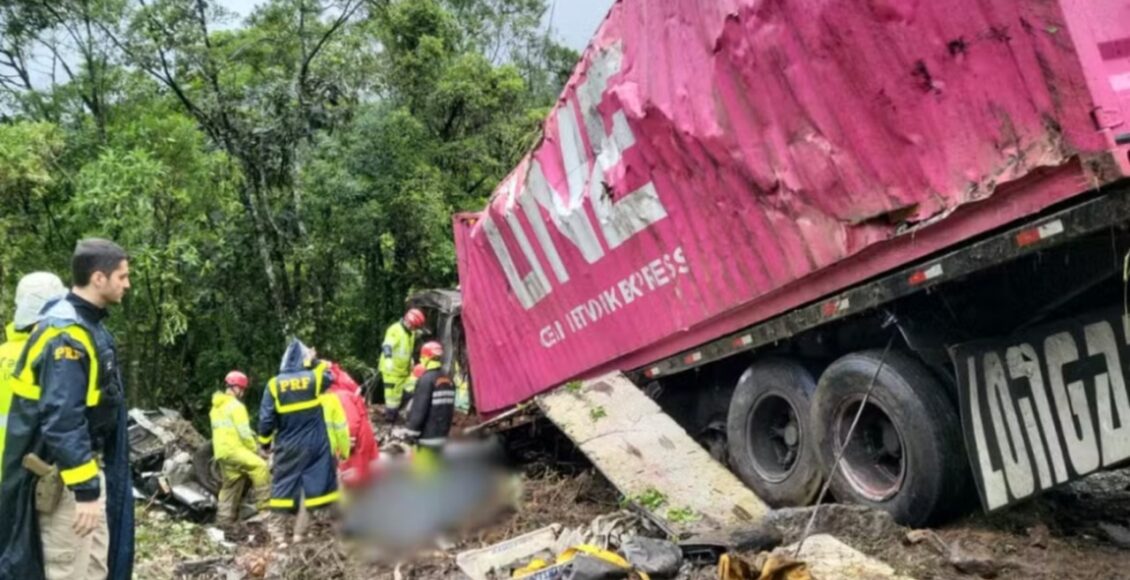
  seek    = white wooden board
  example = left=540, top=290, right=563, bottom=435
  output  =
left=538, top=373, right=768, bottom=535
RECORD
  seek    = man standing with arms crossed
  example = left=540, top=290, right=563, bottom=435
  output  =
left=0, top=239, right=134, bottom=580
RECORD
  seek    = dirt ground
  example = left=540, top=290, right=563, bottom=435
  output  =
left=755, top=467, right=1130, bottom=580
left=148, top=465, right=1130, bottom=579
left=144, top=415, right=1130, bottom=580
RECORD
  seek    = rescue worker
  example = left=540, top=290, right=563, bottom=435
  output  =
left=378, top=308, right=426, bottom=423
left=320, top=389, right=350, bottom=464
left=0, top=239, right=135, bottom=580
left=394, top=342, right=455, bottom=456
left=326, top=361, right=378, bottom=489
left=258, top=339, right=344, bottom=546
left=1, top=273, right=67, bottom=482
left=452, top=359, right=471, bottom=414
left=210, top=370, right=269, bottom=526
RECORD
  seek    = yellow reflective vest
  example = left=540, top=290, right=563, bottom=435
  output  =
left=320, top=393, right=350, bottom=460
left=0, top=322, right=31, bottom=481
left=210, top=391, right=257, bottom=460
left=378, top=322, right=415, bottom=386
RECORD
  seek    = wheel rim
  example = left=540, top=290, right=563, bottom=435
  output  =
left=833, top=397, right=906, bottom=502
left=747, top=393, right=802, bottom=483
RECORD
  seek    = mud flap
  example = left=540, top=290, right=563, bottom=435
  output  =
left=953, top=307, right=1130, bottom=512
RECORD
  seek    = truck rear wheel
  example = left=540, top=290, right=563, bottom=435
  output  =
left=726, top=359, right=823, bottom=506
left=812, top=350, right=967, bottom=527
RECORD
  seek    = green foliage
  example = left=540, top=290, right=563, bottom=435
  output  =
left=0, top=0, right=578, bottom=430
left=589, top=406, right=607, bottom=423
left=0, top=122, right=69, bottom=319
left=631, top=487, right=668, bottom=511
left=665, top=506, right=700, bottom=524
left=134, top=506, right=228, bottom=575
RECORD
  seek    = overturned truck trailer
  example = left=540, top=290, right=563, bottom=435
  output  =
left=454, top=0, right=1130, bottom=525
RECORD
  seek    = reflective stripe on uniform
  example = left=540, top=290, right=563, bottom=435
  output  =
left=223, top=398, right=256, bottom=444
left=60, top=459, right=99, bottom=485
left=268, top=362, right=328, bottom=414
left=268, top=377, right=318, bottom=413
left=257, top=434, right=274, bottom=445
left=304, top=490, right=341, bottom=507
left=212, top=419, right=235, bottom=429
left=10, top=377, right=40, bottom=401
left=13, top=325, right=100, bottom=406
left=269, top=497, right=295, bottom=509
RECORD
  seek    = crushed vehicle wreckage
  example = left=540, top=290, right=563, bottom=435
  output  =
left=127, top=407, right=228, bottom=520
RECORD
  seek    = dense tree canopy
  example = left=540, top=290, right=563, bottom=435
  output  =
left=0, top=0, right=579, bottom=425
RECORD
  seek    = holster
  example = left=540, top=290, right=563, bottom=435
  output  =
left=22, top=453, right=64, bottom=514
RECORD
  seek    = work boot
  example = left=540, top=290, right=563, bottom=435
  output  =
left=383, top=407, right=398, bottom=424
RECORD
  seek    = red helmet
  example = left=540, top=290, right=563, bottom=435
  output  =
left=420, top=341, right=443, bottom=361
left=225, top=370, right=249, bottom=390
left=403, top=308, right=426, bottom=330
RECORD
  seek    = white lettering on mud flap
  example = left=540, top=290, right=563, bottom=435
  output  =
left=482, top=42, right=670, bottom=310
left=954, top=308, right=1130, bottom=511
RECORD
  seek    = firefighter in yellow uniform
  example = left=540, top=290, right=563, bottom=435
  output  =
left=0, top=273, right=67, bottom=482
left=210, top=370, right=269, bottom=525
left=378, top=308, right=426, bottom=422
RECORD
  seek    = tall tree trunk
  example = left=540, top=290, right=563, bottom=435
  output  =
left=239, top=177, right=292, bottom=333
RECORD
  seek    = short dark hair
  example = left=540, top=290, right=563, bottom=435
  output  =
left=72, top=238, right=128, bottom=287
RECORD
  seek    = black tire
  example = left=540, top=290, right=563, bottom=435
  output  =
left=812, top=350, right=968, bottom=527
left=192, top=443, right=222, bottom=495
left=727, top=359, right=824, bottom=507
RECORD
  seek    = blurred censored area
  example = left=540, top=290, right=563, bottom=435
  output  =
left=341, top=438, right=516, bottom=558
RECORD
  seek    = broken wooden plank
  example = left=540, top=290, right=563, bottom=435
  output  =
left=538, top=373, right=768, bottom=535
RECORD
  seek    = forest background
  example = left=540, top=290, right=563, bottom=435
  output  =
left=0, top=0, right=579, bottom=425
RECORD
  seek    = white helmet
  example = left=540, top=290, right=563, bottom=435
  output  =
left=15, top=272, right=67, bottom=329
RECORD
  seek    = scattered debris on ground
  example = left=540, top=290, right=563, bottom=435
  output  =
left=129, top=408, right=222, bottom=520
left=139, top=406, right=1130, bottom=580
left=135, top=508, right=232, bottom=579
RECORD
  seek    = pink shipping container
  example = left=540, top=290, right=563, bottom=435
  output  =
left=454, top=0, right=1130, bottom=414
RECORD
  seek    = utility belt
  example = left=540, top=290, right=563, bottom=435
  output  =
left=22, top=452, right=102, bottom=514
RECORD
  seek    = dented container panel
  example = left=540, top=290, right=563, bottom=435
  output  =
left=455, top=0, right=1130, bottom=412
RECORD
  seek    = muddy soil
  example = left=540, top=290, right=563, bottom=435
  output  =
left=149, top=415, right=1130, bottom=580
left=755, top=468, right=1130, bottom=580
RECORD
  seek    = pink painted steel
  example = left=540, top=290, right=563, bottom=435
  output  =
left=455, top=0, right=1130, bottom=412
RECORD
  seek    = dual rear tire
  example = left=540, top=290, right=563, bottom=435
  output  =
left=725, top=351, right=969, bottom=526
